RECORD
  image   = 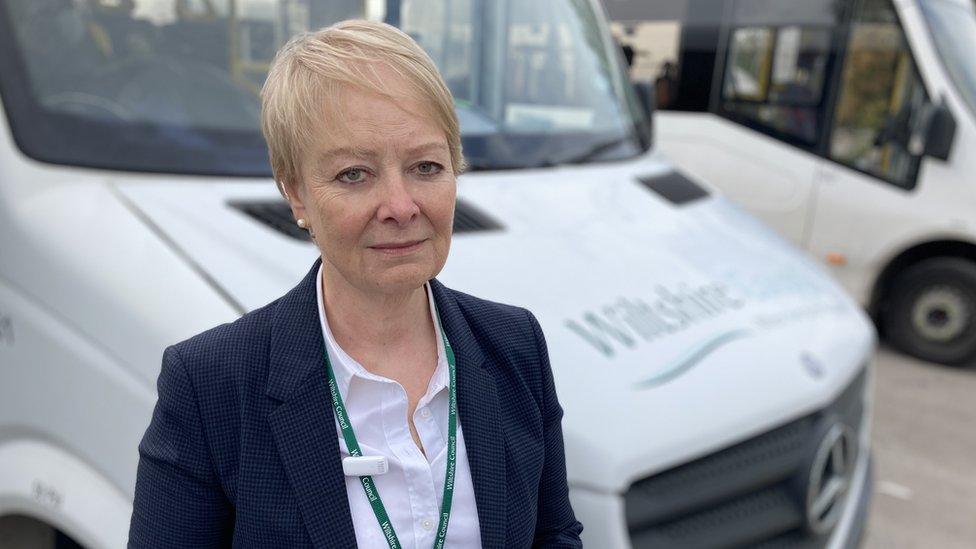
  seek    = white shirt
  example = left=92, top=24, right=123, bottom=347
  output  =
left=316, top=265, right=483, bottom=549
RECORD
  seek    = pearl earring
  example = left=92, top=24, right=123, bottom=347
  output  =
left=296, top=218, right=307, bottom=229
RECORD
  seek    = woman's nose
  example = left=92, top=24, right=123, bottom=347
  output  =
left=376, top=172, right=420, bottom=225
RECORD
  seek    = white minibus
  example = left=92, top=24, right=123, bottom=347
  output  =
left=609, top=0, right=976, bottom=366
left=0, top=1, right=875, bottom=547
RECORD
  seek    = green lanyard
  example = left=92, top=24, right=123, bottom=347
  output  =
left=323, top=299, right=458, bottom=549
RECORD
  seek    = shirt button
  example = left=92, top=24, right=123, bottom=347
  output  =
left=420, top=407, right=431, bottom=418
left=422, top=518, right=434, bottom=530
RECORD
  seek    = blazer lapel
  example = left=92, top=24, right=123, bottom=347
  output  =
left=430, top=279, right=508, bottom=549
left=266, top=258, right=357, bottom=549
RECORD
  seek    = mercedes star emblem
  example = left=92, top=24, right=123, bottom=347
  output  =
left=805, top=422, right=857, bottom=534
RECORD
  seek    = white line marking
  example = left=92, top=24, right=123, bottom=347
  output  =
left=877, top=480, right=914, bottom=501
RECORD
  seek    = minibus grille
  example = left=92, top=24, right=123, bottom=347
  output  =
left=230, top=199, right=503, bottom=241
left=625, top=369, right=866, bottom=549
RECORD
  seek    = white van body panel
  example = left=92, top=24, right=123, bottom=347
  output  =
left=1, top=140, right=879, bottom=545
left=0, top=109, right=241, bottom=385
left=650, top=115, right=821, bottom=245
left=0, top=439, right=131, bottom=549
left=0, top=103, right=240, bottom=541
left=1, top=140, right=877, bottom=546
left=115, top=152, right=876, bottom=493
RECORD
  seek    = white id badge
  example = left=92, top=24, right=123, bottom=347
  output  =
left=342, top=456, right=389, bottom=476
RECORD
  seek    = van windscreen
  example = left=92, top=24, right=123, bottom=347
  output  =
left=920, top=0, right=976, bottom=122
left=0, top=0, right=646, bottom=176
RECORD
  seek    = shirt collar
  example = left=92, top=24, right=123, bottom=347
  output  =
left=315, top=263, right=449, bottom=401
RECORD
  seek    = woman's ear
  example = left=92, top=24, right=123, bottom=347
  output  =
left=279, top=179, right=307, bottom=225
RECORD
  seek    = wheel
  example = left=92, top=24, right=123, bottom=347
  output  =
left=883, top=257, right=976, bottom=366
left=0, top=515, right=84, bottom=549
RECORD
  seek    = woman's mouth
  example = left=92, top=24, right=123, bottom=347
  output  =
left=369, top=239, right=426, bottom=256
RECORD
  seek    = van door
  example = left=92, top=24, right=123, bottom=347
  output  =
left=806, top=0, right=930, bottom=295
left=656, top=0, right=845, bottom=246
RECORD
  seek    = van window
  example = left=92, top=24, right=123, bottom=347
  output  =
left=827, top=0, right=927, bottom=188
left=0, top=0, right=646, bottom=176
left=716, top=0, right=839, bottom=147
left=723, top=27, right=774, bottom=101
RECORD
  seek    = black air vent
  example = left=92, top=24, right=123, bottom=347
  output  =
left=637, top=171, right=709, bottom=205
left=453, top=200, right=504, bottom=233
left=230, top=199, right=503, bottom=241
left=231, top=200, right=309, bottom=240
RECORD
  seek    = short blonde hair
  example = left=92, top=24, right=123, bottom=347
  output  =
left=260, top=20, right=465, bottom=195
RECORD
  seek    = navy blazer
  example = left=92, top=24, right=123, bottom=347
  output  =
left=128, top=258, right=583, bottom=548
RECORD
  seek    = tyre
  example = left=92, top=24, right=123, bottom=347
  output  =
left=883, top=257, right=976, bottom=366
left=0, top=516, right=84, bottom=549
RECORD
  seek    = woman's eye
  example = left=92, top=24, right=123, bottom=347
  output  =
left=337, top=168, right=367, bottom=184
left=416, top=161, right=443, bottom=176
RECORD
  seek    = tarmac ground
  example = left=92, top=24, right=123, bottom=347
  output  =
left=863, top=346, right=976, bottom=549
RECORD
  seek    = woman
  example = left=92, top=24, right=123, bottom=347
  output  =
left=128, top=20, right=583, bottom=548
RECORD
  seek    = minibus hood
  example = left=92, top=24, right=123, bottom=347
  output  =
left=114, top=158, right=875, bottom=493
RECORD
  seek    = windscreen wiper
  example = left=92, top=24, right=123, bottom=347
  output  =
left=543, top=134, right=633, bottom=167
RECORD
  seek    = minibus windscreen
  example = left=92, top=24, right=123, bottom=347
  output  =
left=919, top=0, right=976, bottom=121
left=0, top=0, right=645, bottom=176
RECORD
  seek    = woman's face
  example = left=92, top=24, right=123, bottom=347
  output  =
left=289, top=75, right=456, bottom=297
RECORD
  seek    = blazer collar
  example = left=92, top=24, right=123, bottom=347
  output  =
left=266, top=257, right=324, bottom=402
left=266, top=257, right=506, bottom=549
left=266, top=258, right=488, bottom=401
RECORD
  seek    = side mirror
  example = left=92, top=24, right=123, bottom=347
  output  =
left=909, top=99, right=956, bottom=160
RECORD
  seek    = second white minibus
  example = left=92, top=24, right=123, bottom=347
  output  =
left=610, top=0, right=976, bottom=366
